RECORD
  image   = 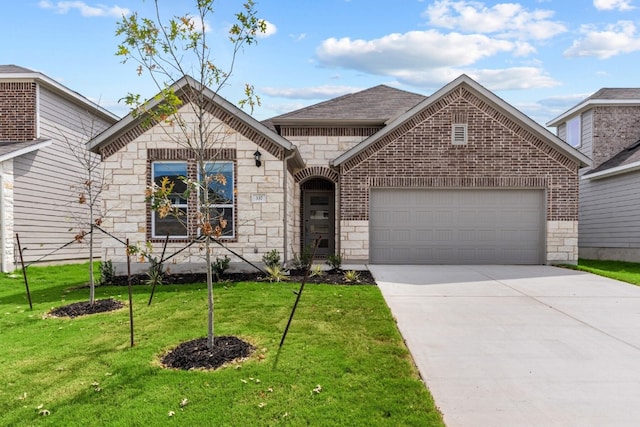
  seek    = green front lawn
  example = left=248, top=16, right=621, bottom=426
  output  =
left=0, top=263, right=443, bottom=426
left=577, top=259, right=640, bottom=285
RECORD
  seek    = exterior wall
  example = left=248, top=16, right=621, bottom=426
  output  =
left=579, top=169, right=640, bottom=262
left=100, top=104, right=288, bottom=274
left=592, top=105, right=640, bottom=168
left=547, top=220, right=578, bottom=263
left=579, top=110, right=593, bottom=159
left=338, top=87, right=580, bottom=264
left=12, top=85, right=113, bottom=266
left=284, top=127, right=372, bottom=256
left=0, top=81, right=36, bottom=141
left=0, top=160, right=15, bottom=272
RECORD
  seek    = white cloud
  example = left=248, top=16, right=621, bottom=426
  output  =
left=39, top=1, right=129, bottom=18
left=593, top=0, right=635, bottom=11
left=258, top=20, right=277, bottom=38
left=424, top=0, right=567, bottom=41
left=261, top=85, right=363, bottom=100
left=564, top=21, right=640, bottom=59
left=316, top=30, right=516, bottom=73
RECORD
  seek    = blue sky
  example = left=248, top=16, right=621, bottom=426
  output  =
left=3, top=0, right=640, bottom=126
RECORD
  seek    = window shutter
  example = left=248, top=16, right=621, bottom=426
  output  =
left=452, top=124, right=468, bottom=145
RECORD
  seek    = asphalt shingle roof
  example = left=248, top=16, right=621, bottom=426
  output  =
left=0, top=64, right=35, bottom=74
left=269, top=85, right=427, bottom=123
left=587, top=88, right=640, bottom=100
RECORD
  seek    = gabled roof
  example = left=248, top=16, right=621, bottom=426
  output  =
left=583, top=139, right=640, bottom=180
left=0, top=64, right=118, bottom=124
left=269, top=85, right=427, bottom=126
left=87, top=75, right=304, bottom=168
left=0, top=138, right=52, bottom=162
left=547, top=88, right=640, bottom=127
left=332, top=74, right=591, bottom=168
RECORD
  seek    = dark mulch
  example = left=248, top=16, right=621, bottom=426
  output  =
left=161, top=336, right=255, bottom=370
left=105, top=269, right=376, bottom=286
left=48, top=298, right=124, bottom=318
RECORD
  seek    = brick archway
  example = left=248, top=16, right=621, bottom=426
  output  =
left=294, top=166, right=339, bottom=184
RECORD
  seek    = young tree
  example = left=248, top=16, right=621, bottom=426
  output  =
left=57, top=114, right=109, bottom=305
left=115, top=0, right=265, bottom=349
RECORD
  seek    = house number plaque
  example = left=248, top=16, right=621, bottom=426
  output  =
left=252, top=194, right=267, bottom=203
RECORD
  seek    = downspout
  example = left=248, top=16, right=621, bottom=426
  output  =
left=282, top=150, right=297, bottom=265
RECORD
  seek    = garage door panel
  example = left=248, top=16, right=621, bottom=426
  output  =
left=370, top=189, right=544, bottom=264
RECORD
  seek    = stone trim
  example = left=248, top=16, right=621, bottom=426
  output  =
left=146, top=148, right=237, bottom=243
left=294, top=166, right=339, bottom=183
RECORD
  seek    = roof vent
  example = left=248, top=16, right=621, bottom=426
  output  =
left=452, top=124, right=468, bottom=145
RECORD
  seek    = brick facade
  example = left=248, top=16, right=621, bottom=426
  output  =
left=336, top=86, right=580, bottom=263
left=592, top=105, right=640, bottom=168
left=0, top=82, right=36, bottom=141
left=339, top=87, right=579, bottom=222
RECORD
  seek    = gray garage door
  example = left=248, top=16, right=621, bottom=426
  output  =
left=370, top=189, right=544, bottom=264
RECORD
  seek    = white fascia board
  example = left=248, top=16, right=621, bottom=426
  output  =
left=582, top=161, right=640, bottom=180
left=547, top=99, right=640, bottom=128
left=0, top=139, right=52, bottom=162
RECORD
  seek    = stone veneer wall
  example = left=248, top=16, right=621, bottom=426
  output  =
left=337, top=86, right=580, bottom=264
left=0, top=161, right=15, bottom=272
left=100, top=106, right=287, bottom=274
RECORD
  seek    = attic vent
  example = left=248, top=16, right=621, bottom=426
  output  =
left=452, top=124, right=468, bottom=145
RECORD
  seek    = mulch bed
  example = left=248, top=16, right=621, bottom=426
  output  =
left=47, top=298, right=124, bottom=318
left=161, top=336, right=255, bottom=370
left=105, top=269, right=376, bottom=286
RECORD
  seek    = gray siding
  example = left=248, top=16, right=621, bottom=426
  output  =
left=12, top=86, right=113, bottom=265
left=579, top=110, right=593, bottom=159
left=579, top=170, right=640, bottom=250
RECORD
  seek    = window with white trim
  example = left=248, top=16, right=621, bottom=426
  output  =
left=150, top=160, right=235, bottom=239
left=566, top=116, right=581, bottom=147
left=201, top=161, right=235, bottom=238
left=151, top=162, right=188, bottom=238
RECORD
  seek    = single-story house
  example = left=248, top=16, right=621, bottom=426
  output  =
left=548, top=88, right=640, bottom=262
left=88, top=74, right=589, bottom=273
left=0, top=65, right=118, bottom=272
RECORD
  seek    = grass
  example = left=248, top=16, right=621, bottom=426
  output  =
left=0, top=263, right=443, bottom=426
left=576, top=258, right=640, bottom=285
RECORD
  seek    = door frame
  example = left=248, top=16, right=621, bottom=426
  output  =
left=300, top=179, right=335, bottom=258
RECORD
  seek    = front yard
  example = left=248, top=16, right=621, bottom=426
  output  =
left=0, top=263, right=443, bottom=426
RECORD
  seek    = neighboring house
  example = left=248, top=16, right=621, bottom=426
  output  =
left=0, top=65, right=118, bottom=272
left=88, top=74, right=589, bottom=274
left=548, top=89, right=640, bottom=262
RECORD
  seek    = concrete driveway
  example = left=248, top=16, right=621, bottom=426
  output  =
left=369, top=265, right=640, bottom=427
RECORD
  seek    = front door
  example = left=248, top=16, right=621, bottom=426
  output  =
left=303, top=190, right=335, bottom=257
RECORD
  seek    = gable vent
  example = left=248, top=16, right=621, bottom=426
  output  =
left=452, top=124, right=468, bottom=145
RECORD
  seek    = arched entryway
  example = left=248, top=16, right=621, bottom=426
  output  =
left=300, top=178, right=335, bottom=258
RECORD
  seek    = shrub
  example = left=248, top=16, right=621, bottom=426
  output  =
left=265, top=265, right=288, bottom=282
left=343, top=270, right=361, bottom=283
left=212, top=255, right=231, bottom=282
left=310, top=265, right=324, bottom=277
left=145, top=258, right=165, bottom=286
left=262, top=249, right=281, bottom=269
left=291, top=245, right=313, bottom=271
left=98, top=260, right=115, bottom=285
left=326, top=254, right=342, bottom=271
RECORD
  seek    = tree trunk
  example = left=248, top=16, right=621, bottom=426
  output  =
left=206, top=237, right=214, bottom=349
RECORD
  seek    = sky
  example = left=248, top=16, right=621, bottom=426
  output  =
left=2, top=0, right=640, bottom=127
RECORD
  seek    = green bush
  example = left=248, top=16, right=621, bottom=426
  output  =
left=212, top=255, right=231, bottom=282
left=262, top=249, right=281, bottom=269
left=326, top=253, right=342, bottom=271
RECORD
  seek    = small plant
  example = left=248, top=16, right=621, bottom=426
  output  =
left=146, top=258, right=165, bottom=286
left=98, top=260, right=115, bottom=285
left=212, top=255, right=231, bottom=282
left=326, top=253, right=342, bottom=271
left=262, top=249, right=281, bottom=269
left=310, top=265, right=324, bottom=277
left=343, top=270, right=361, bottom=283
left=291, top=245, right=313, bottom=271
left=265, top=265, right=288, bottom=282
